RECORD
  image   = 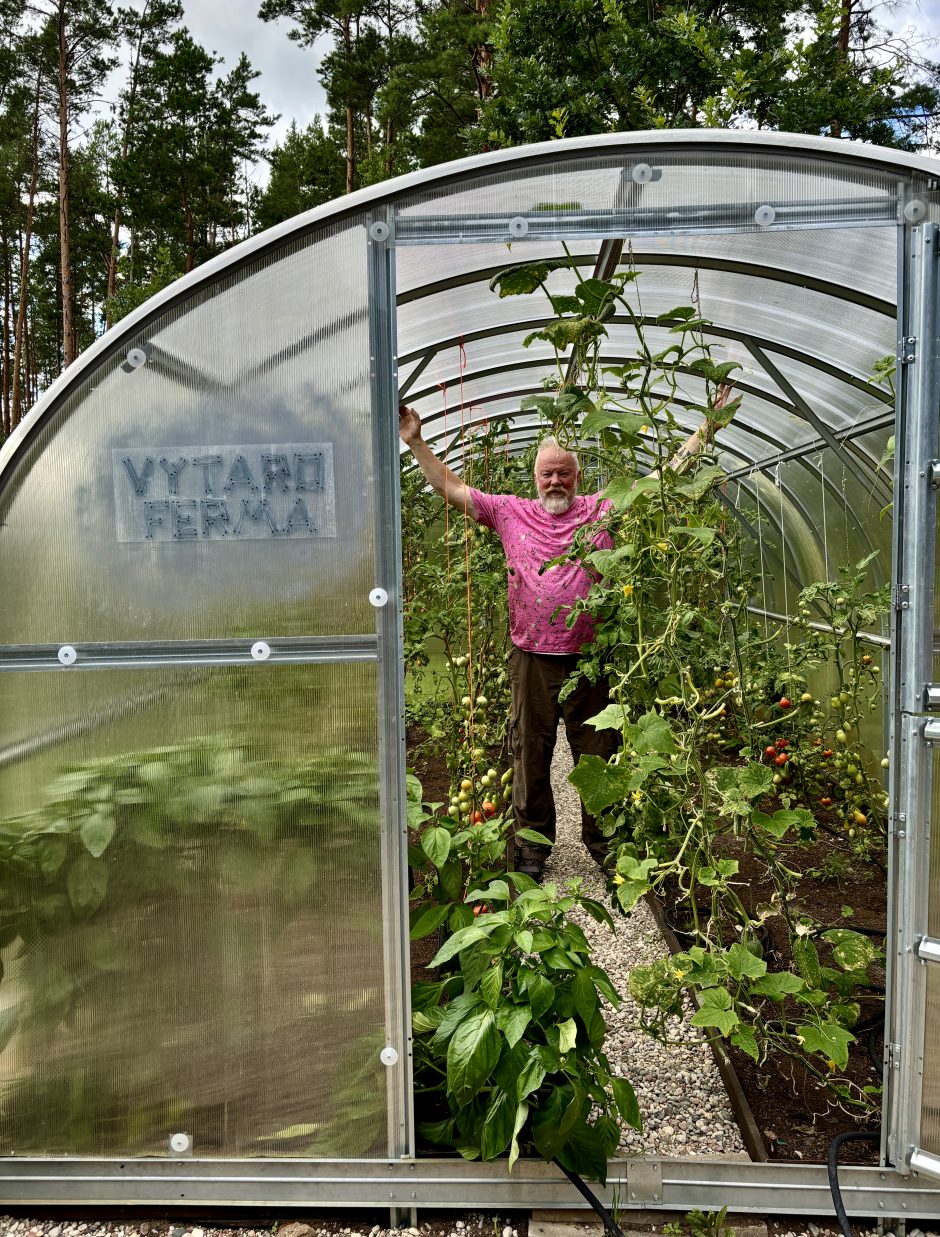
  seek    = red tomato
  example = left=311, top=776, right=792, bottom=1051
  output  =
left=482, top=800, right=496, bottom=817
left=776, top=738, right=789, bottom=750
left=471, top=810, right=484, bottom=824
left=774, top=753, right=789, bottom=766
left=823, top=749, right=833, bottom=758
left=820, top=796, right=833, bottom=807
left=779, top=697, right=792, bottom=709
left=765, top=746, right=777, bottom=758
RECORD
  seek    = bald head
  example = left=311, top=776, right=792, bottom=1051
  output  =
left=534, top=438, right=580, bottom=514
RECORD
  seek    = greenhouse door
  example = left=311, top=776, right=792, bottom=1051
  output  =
left=0, top=213, right=412, bottom=1163
left=888, top=219, right=940, bottom=1177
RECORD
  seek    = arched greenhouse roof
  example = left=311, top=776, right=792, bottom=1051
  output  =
left=1, top=128, right=934, bottom=623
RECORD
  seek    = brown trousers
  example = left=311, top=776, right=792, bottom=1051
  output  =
left=507, top=646, right=618, bottom=858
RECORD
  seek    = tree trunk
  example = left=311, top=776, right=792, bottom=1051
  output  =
left=106, top=4, right=151, bottom=324
left=182, top=189, right=195, bottom=272
left=3, top=228, right=11, bottom=437
left=831, top=0, right=852, bottom=138
left=343, top=16, right=355, bottom=193
left=56, top=0, right=76, bottom=368
left=12, top=68, right=41, bottom=429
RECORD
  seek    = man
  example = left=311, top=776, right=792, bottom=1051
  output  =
left=398, top=398, right=728, bottom=879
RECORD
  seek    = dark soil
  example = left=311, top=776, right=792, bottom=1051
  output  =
left=693, top=820, right=885, bottom=1166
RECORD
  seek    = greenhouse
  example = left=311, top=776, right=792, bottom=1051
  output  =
left=1, top=128, right=940, bottom=1224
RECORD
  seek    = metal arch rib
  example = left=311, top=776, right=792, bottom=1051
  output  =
left=397, top=317, right=894, bottom=408
left=744, top=340, right=879, bottom=499
left=397, top=251, right=894, bottom=318
left=404, top=360, right=894, bottom=506
left=414, top=376, right=893, bottom=510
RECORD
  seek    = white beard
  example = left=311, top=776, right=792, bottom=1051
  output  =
left=539, top=492, right=575, bottom=515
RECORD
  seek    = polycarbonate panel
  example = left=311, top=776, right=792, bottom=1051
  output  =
left=396, top=149, right=914, bottom=229
left=0, top=662, right=387, bottom=1158
left=0, top=219, right=375, bottom=644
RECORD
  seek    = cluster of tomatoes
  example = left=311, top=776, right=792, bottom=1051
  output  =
left=447, top=766, right=513, bottom=823
left=763, top=736, right=791, bottom=767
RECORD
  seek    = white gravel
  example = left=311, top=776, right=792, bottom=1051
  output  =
left=545, top=731, right=747, bottom=1161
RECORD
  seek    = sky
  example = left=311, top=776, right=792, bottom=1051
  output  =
left=165, top=0, right=329, bottom=144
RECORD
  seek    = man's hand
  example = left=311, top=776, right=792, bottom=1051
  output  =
left=399, top=404, right=422, bottom=446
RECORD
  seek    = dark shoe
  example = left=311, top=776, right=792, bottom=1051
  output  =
left=516, top=844, right=550, bottom=883
left=586, top=842, right=611, bottom=871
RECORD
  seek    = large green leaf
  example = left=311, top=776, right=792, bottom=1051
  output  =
left=556, top=1117, right=609, bottom=1184
left=431, top=991, right=483, bottom=1048
left=730, top=1025, right=760, bottom=1061
left=66, top=854, right=108, bottom=920
left=749, top=971, right=805, bottom=1000
left=508, top=1100, right=529, bottom=1173
left=611, top=1077, right=641, bottom=1130
left=793, top=936, right=823, bottom=989
left=627, top=711, right=677, bottom=755
left=531, top=1086, right=582, bottom=1160
left=446, top=1009, right=501, bottom=1106
left=725, top=942, right=767, bottom=982
left=581, top=410, right=648, bottom=440
left=572, top=967, right=598, bottom=1024
left=480, top=1090, right=516, bottom=1160
left=497, top=1002, right=532, bottom=1048
left=525, top=972, right=555, bottom=1021
left=796, top=1022, right=855, bottom=1069
left=80, top=812, right=116, bottom=859
left=490, top=260, right=568, bottom=297
left=568, top=755, right=630, bottom=815
left=584, top=704, right=628, bottom=731
left=422, top=827, right=452, bottom=870
left=557, top=1017, right=578, bottom=1053
left=428, top=922, right=496, bottom=968
left=35, top=835, right=69, bottom=881
left=821, top=929, right=880, bottom=972
left=516, top=1051, right=547, bottom=1101
left=603, top=474, right=660, bottom=512
left=480, top=963, right=505, bottom=1010
left=690, top=988, right=739, bottom=1036
left=410, top=902, right=451, bottom=941
left=615, top=855, right=657, bottom=912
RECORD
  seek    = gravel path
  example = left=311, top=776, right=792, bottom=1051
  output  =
left=545, top=731, right=746, bottom=1160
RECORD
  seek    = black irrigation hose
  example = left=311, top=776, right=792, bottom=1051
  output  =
left=554, top=1160, right=627, bottom=1237
left=827, top=1131, right=881, bottom=1237
left=866, top=1017, right=886, bottom=1072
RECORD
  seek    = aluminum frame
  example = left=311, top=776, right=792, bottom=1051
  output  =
left=886, top=220, right=940, bottom=1175
left=367, top=206, right=416, bottom=1161
left=0, top=1156, right=938, bottom=1218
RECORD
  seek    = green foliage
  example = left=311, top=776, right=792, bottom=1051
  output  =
left=470, top=0, right=940, bottom=152
left=412, top=857, right=636, bottom=1179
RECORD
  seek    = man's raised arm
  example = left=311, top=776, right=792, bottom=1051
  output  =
left=660, top=382, right=736, bottom=478
left=399, top=405, right=479, bottom=521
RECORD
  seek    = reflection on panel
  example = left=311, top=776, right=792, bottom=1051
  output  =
left=0, top=664, right=386, bottom=1158
left=0, top=220, right=375, bottom=645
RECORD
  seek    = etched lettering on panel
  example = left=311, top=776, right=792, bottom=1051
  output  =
left=112, top=443, right=337, bottom=542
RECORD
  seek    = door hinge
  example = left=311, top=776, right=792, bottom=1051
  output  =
left=895, top=584, right=911, bottom=611
left=902, top=337, right=917, bottom=363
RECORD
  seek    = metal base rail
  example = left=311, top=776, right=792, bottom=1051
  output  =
left=0, top=1157, right=938, bottom=1217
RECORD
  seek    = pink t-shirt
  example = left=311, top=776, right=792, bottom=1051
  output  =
left=469, top=489, right=613, bottom=653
